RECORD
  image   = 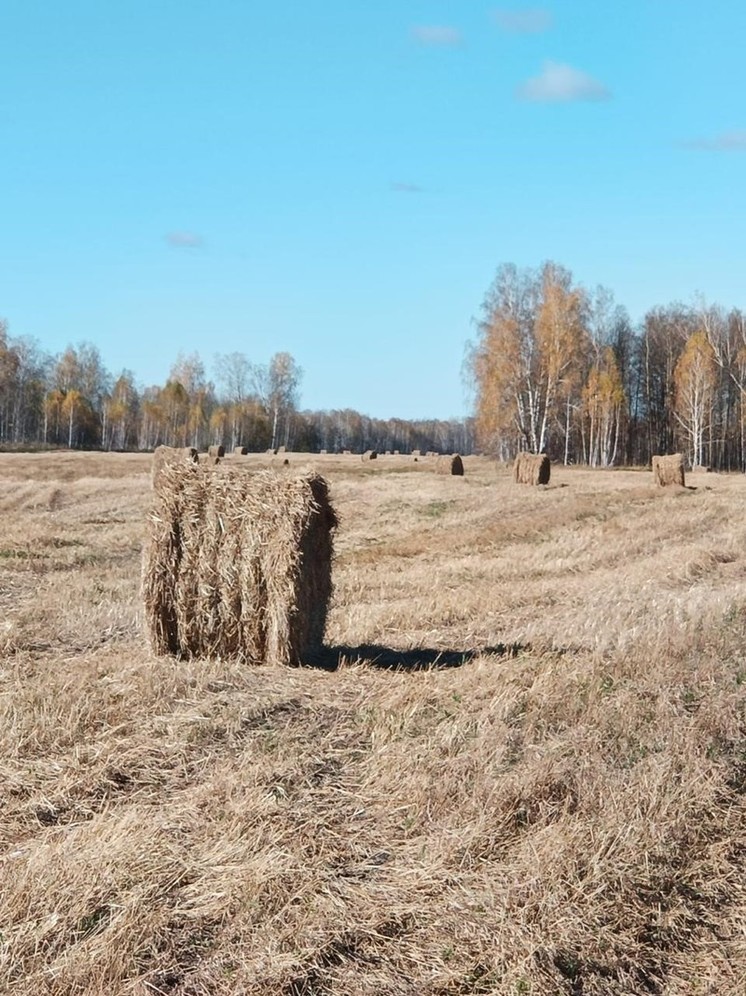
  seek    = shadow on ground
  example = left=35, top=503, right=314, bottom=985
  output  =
left=308, top=642, right=526, bottom=672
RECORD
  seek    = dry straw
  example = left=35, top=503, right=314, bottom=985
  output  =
left=151, top=445, right=199, bottom=488
left=142, top=463, right=337, bottom=666
left=652, top=453, right=685, bottom=487
left=436, top=454, right=464, bottom=476
left=514, top=451, right=550, bottom=485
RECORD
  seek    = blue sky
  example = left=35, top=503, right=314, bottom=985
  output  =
left=2, top=1, right=746, bottom=419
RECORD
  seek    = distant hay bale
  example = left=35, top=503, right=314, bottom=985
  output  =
left=208, top=445, right=225, bottom=459
left=320, top=449, right=328, bottom=455
left=142, top=464, right=337, bottom=666
left=412, top=449, right=421, bottom=457
left=343, top=449, right=351, bottom=455
left=233, top=446, right=248, bottom=456
left=426, top=450, right=438, bottom=457
left=283, top=458, right=290, bottom=466
left=393, top=449, right=400, bottom=455
left=652, top=453, right=685, bottom=487
left=385, top=450, right=391, bottom=455
left=274, top=445, right=286, bottom=456
left=436, top=454, right=464, bottom=476
left=152, top=445, right=199, bottom=488
left=361, top=450, right=378, bottom=461
left=513, top=452, right=550, bottom=486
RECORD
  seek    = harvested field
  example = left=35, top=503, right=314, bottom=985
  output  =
left=1, top=451, right=746, bottom=994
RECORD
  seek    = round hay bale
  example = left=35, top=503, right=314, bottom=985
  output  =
left=361, top=450, right=378, bottom=461
left=342, top=449, right=351, bottom=455
left=274, top=445, right=286, bottom=456
left=152, top=445, right=199, bottom=488
left=143, top=464, right=337, bottom=666
left=320, top=449, right=328, bottom=455
left=652, top=453, right=685, bottom=487
left=411, top=449, right=421, bottom=457
left=233, top=445, right=248, bottom=456
left=513, top=452, right=550, bottom=486
left=208, top=444, right=225, bottom=459
left=436, top=454, right=464, bottom=476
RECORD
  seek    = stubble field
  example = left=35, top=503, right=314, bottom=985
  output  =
left=1, top=451, right=745, bottom=995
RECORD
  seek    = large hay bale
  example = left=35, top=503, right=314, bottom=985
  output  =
left=436, top=454, right=464, bottom=476
left=513, top=452, right=550, bottom=486
left=233, top=445, right=248, bottom=456
left=274, top=445, right=286, bottom=456
left=208, top=444, right=225, bottom=459
left=143, top=464, right=337, bottom=666
left=652, top=453, right=685, bottom=487
left=412, top=449, right=421, bottom=457
left=361, top=450, right=378, bottom=461
left=151, top=445, right=199, bottom=488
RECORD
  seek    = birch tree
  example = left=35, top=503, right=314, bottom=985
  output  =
left=674, top=330, right=717, bottom=468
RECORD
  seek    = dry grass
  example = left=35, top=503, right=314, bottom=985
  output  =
left=1, top=452, right=746, bottom=994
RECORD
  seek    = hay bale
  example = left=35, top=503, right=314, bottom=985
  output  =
left=320, top=449, right=328, bottom=455
left=412, top=449, right=421, bottom=457
left=233, top=445, right=248, bottom=456
left=652, top=453, right=685, bottom=487
left=143, top=464, right=337, bottom=666
left=393, top=449, right=400, bottom=455
left=343, top=449, right=351, bottom=455
left=436, top=454, right=464, bottom=476
left=513, top=452, right=550, bottom=486
left=361, top=450, right=378, bottom=461
left=208, top=444, right=225, bottom=459
left=152, top=445, right=199, bottom=488
left=274, top=445, right=286, bottom=456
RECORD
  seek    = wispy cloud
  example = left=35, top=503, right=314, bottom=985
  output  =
left=517, top=61, right=611, bottom=102
left=681, top=131, right=746, bottom=151
left=165, top=231, right=204, bottom=249
left=492, top=8, right=553, bottom=33
left=390, top=181, right=424, bottom=194
left=411, top=25, right=464, bottom=47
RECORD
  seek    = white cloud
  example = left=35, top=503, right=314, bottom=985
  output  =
left=492, top=8, right=553, bottom=33
left=165, top=231, right=204, bottom=249
left=682, top=131, right=746, bottom=151
left=517, top=61, right=611, bottom=102
left=390, top=181, right=424, bottom=193
left=411, top=25, right=464, bottom=47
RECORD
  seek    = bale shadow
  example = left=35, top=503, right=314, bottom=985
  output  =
left=308, top=642, right=526, bottom=672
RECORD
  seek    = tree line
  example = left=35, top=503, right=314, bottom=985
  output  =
left=467, top=261, right=746, bottom=470
left=0, top=321, right=472, bottom=455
